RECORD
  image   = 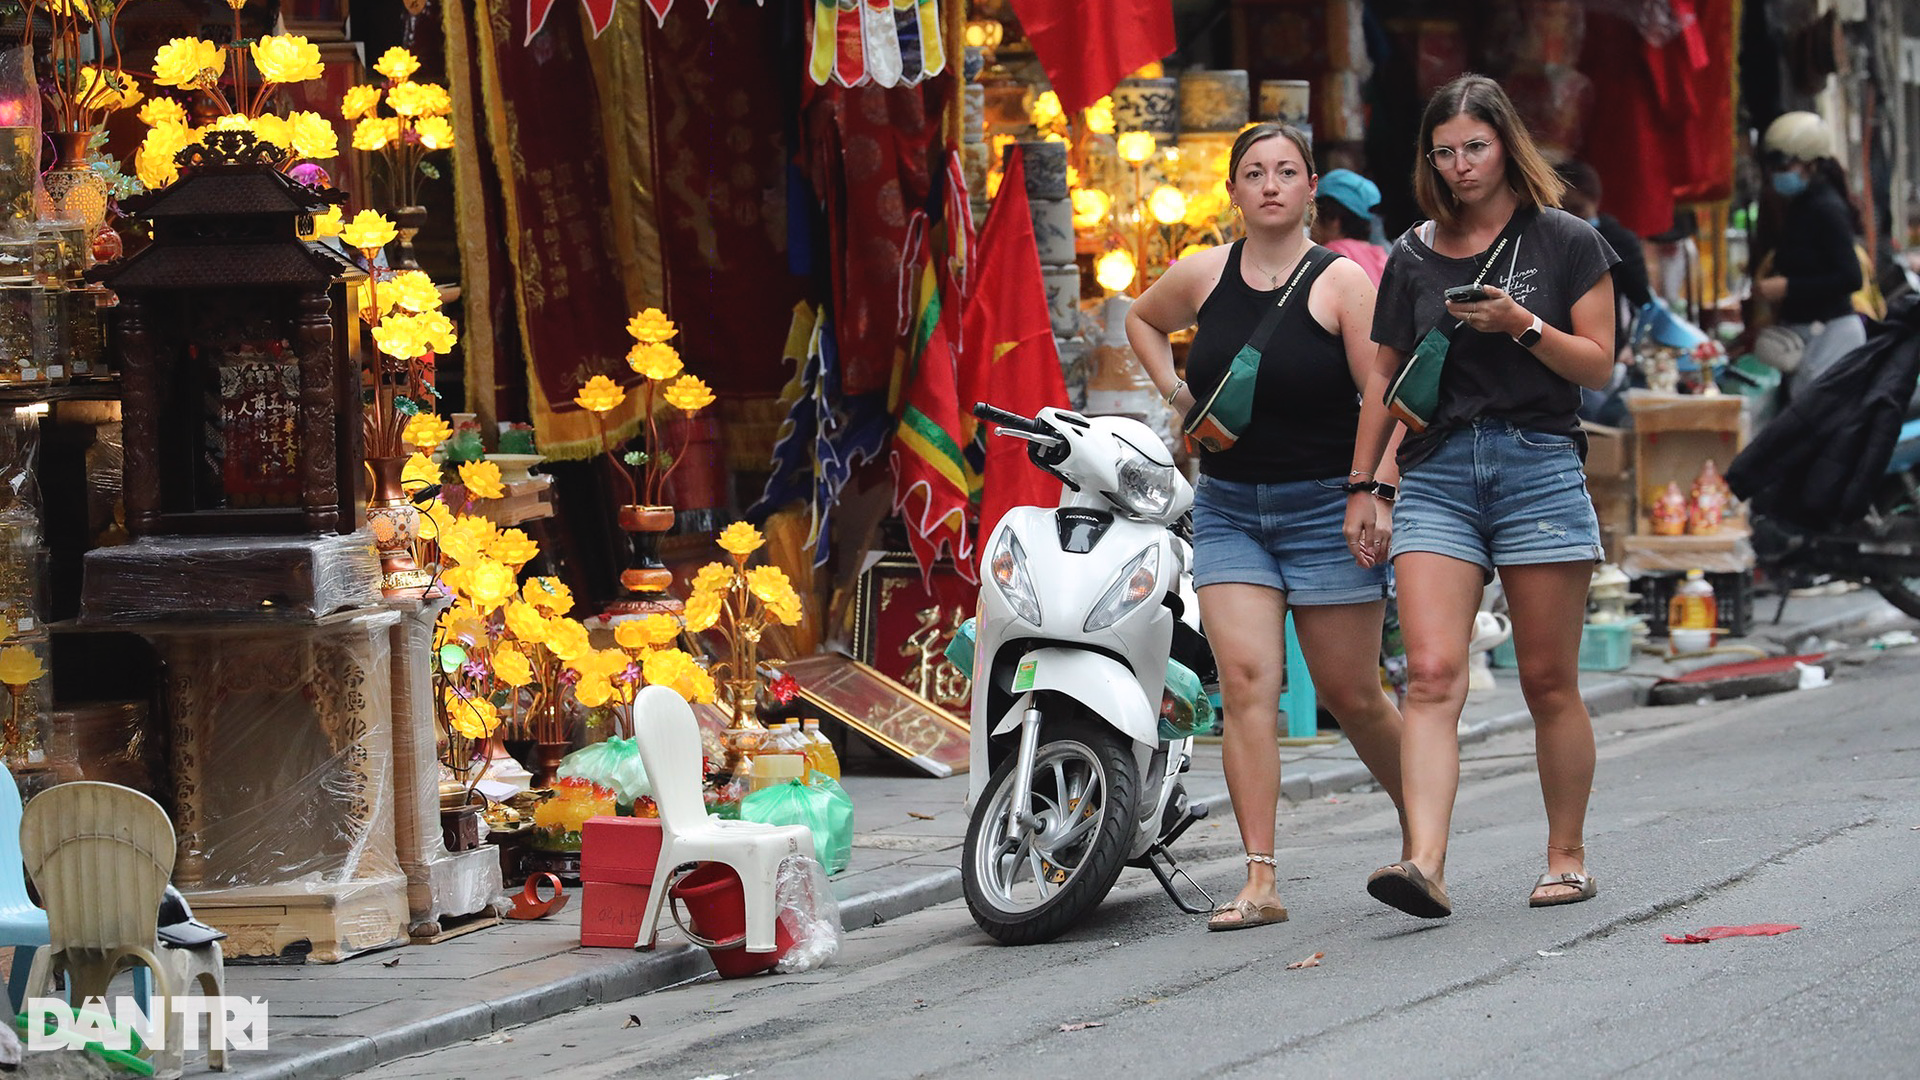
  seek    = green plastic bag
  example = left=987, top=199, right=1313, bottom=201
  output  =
left=946, top=617, right=977, bottom=680
left=556, top=736, right=651, bottom=805
left=739, top=773, right=853, bottom=875
left=1159, top=659, right=1215, bottom=741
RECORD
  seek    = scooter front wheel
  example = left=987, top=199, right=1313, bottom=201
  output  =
left=962, top=718, right=1138, bottom=945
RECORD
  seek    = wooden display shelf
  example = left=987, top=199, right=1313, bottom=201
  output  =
left=1624, top=392, right=1749, bottom=536
left=1621, top=528, right=1756, bottom=577
left=0, top=377, right=121, bottom=405
left=469, top=474, right=555, bottom=527
left=1623, top=391, right=1745, bottom=435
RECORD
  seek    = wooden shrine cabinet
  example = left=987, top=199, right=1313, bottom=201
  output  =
left=75, top=133, right=422, bottom=959
left=90, top=132, right=366, bottom=540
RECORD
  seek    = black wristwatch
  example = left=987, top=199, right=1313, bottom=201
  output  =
left=1343, top=480, right=1397, bottom=502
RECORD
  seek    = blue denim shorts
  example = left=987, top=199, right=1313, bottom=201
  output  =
left=1192, top=473, right=1391, bottom=605
left=1390, top=419, right=1604, bottom=576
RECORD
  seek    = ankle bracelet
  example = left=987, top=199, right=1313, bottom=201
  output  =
left=1245, top=853, right=1277, bottom=867
left=1548, top=843, right=1586, bottom=855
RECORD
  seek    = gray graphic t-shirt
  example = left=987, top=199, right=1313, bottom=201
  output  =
left=1371, top=206, right=1618, bottom=469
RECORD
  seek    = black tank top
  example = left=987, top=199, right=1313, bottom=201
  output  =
left=1185, top=241, right=1357, bottom=483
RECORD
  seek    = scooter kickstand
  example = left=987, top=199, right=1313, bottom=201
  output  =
left=1143, top=845, right=1215, bottom=914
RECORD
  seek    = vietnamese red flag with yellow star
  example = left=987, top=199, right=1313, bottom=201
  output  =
left=961, top=147, right=1068, bottom=544
left=1008, top=0, right=1175, bottom=114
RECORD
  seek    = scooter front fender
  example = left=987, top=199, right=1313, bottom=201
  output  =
left=989, top=647, right=1160, bottom=748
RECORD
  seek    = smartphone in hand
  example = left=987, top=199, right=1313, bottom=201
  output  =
left=1445, top=285, right=1489, bottom=304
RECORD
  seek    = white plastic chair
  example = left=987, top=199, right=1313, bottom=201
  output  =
left=20, top=781, right=229, bottom=1076
left=629, top=685, right=814, bottom=953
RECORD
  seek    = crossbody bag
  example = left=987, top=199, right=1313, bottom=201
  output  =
left=1184, top=246, right=1332, bottom=454
left=1383, top=209, right=1534, bottom=433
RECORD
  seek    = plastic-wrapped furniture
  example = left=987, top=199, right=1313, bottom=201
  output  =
left=629, top=686, right=814, bottom=953
left=20, top=781, right=229, bottom=1075
left=0, top=763, right=48, bottom=1012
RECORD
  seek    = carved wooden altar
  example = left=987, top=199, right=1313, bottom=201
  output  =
left=137, top=609, right=408, bottom=962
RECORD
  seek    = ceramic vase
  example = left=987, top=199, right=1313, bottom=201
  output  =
left=390, top=205, right=429, bottom=271
left=366, top=456, right=434, bottom=595
left=41, top=131, right=110, bottom=231
left=610, top=504, right=684, bottom=616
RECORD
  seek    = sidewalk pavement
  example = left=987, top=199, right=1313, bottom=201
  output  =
left=216, top=587, right=1908, bottom=1080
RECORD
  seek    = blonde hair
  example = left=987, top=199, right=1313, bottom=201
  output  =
left=1412, top=74, right=1564, bottom=229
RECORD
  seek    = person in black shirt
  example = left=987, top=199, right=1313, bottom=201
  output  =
left=1129, top=123, right=1409, bottom=932
left=1753, top=111, right=1865, bottom=389
left=1346, top=75, right=1617, bottom=920
left=1556, top=160, right=1651, bottom=342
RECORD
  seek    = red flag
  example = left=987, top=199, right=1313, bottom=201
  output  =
left=892, top=259, right=977, bottom=581
left=962, top=148, right=1068, bottom=543
left=1008, top=0, right=1176, bottom=114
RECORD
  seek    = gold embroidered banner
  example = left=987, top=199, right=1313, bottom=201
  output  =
left=459, top=0, right=648, bottom=458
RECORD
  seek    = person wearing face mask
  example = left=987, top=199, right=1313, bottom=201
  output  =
left=1752, top=111, right=1864, bottom=391
left=1128, top=122, right=1409, bottom=932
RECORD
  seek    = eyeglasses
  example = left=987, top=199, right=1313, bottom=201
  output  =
left=1426, top=138, right=1498, bottom=170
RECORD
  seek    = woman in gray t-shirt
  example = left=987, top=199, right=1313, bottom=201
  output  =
left=1342, top=74, right=1618, bottom=920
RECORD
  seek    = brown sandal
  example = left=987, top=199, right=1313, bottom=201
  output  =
left=1206, top=897, right=1290, bottom=932
left=1366, top=862, right=1453, bottom=919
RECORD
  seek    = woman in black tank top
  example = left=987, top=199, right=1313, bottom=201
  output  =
left=1126, top=123, right=1409, bottom=932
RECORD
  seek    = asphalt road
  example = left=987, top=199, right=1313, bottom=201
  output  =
left=360, top=641, right=1920, bottom=1080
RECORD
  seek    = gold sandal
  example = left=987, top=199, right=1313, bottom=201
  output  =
left=1207, top=897, right=1290, bottom=932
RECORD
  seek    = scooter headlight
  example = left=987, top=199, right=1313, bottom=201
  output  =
left=1112, top=442, right=1177, bottom=520
left=990, top=531, right=1043, bottom=626
left=1084, top=545, right=1159, bottom=632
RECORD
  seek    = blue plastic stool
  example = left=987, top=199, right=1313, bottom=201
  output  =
left=0, top=765, right=49, bottom=1013
left=1281, top=611, right=1317, bottom=738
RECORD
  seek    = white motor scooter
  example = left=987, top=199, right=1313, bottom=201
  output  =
left=958, top=403, right=1216, bottom=945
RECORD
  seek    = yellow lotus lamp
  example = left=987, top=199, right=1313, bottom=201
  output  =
left=1149, top=185, right=1189, bottom=226
left=1084, top=97, right=1116, bottom=135
left=1030, top=91, right=1063, bottom=130
left=1071, top=189, right=1112, bottom=230
left=1095, top=249, right=1137, bottom=294
left=1116, top=131, right=1157, bottom=166
left=0, top=643, right=42, bottom=762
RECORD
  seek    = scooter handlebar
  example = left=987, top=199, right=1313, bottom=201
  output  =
left=972, top=402, right=1051, bottom=438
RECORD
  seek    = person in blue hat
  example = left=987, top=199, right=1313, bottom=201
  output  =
left=1311, top=168, right=1388, bottom=285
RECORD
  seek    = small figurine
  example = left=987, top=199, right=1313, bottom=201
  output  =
left=1651, top=480, right=1688, bottom=536
left=1644, top=348, right=1681, bottom=394
left=498, top=422, right=538, bottom=455
left=89, top=225, right=122, bottom=264
left=1688, top=459, right=1730, bottom=535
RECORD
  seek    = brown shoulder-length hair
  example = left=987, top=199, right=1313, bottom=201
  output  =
left=1228, top=121, right=1318, bottom=228
left=1413, top=74, right=1564, bottom=229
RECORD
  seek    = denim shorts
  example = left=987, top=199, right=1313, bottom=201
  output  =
left=1390, top=418, right=1604, bottom=576
left=1192, top=473, right=1391, bottom=605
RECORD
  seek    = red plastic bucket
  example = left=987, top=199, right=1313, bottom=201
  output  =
left=667, top=862, right=793, bottom=978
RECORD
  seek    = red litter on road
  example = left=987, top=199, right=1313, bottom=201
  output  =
left=1664, top=923, right=1801, bottom=944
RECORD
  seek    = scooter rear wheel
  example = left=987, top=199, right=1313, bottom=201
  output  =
left=963, top=716, right=1139, bottom=945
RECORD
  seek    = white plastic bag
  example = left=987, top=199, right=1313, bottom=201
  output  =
left=773, top=854, right=842, bottom=973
